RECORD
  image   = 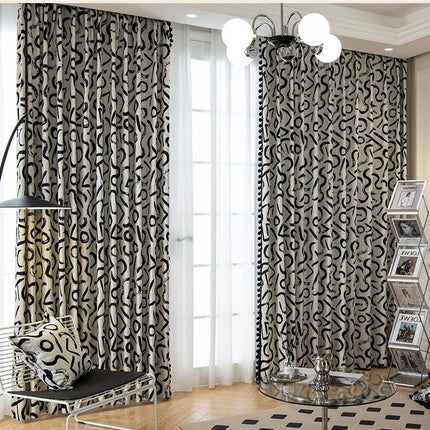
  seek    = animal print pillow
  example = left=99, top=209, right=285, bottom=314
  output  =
left=9, top=314, right=92, bottom=390
left=411, top=381, right=430, bottom=408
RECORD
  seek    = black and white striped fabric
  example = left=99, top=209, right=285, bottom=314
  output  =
left=13, top=3, right=172, bottom=420
left=255, top=40, right=407, bottom=380
left=9, top=314, right=92, bottom=390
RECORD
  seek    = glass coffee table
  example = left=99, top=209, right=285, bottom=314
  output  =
left=258, top=369, right=396, bottom=430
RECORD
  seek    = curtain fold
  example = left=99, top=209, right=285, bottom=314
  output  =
left=169, top=23, right=194, bottom=392
left=13, top=3, right=172, bottom=420
left=256, top=41, right=407, bottom=381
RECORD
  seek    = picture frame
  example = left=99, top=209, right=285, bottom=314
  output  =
left=389, top=308, right=428, bottom=347
left=390, top=346, right=427, bottom=376
left=388, top=245, right=426, bottom=280
left=388, top=180, right=426, bottom=213
left=391, top=217, right=426, bottom=245
left=389, top=280, right=427, bottom=309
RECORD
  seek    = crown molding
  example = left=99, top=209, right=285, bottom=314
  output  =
left=329, top=17, right=399, bottom=45
left=185, top=3, right=430, bottom=54
left=398, top=16, right=430, bottom=45
left=71, top=2, right=430, bottom=58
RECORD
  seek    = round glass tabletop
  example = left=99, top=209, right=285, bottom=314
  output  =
left=258, top=370, right=396, bottom=407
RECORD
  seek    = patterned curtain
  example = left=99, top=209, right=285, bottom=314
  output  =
left=13, top=4, right=171, bottom=420
left=255, top=41, right=407, bottom=380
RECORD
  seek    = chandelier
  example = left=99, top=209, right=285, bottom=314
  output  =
left=222, top=4, right=342, bottom=66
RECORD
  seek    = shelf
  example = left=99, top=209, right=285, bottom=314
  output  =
left=387, top=180, right=429, bottom=387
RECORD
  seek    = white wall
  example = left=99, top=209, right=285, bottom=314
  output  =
left=408, top=52, right=430, bottom=369
left=408, top=53, right=430, bottom=185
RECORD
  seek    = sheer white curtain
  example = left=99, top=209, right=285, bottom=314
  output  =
left=170, top=23, right=195, bottom=392
left=0, top=3, right=18, bottom=419
left=170, top=23, right=258, bottom=390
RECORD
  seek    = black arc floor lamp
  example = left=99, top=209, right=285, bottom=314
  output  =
left=0, top=114, right=69, bottom=209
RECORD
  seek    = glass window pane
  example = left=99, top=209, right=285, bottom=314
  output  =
left=190, top=39, right=210, bottom=61
left=231, top=164, right=251, bottom=214
left=250, top=167, right=255, bottom=213
left=231, top=264, right=254, bottom=315
left=194, top=317, right=210, bottom=368
left=231, top=68, right=246, bottom=114
left=194, top=266, right=210, bottom=317
left=232, top=313, right=254, bottom=364
left=193, top=163, right=211, bottom=213
left=231, top=214, right=253, bottom=264
left=191, top=59, right=210, bottom=111
left=194, top=215, right=211, bottom=265
left=192, top=111, right=211, bottom=162
left=231, top=113, right=248, bottom=164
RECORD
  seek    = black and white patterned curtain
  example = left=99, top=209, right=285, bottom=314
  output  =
left=13, top=3, right=171, bottom=420
left=255, top=41, right=407, bottom=380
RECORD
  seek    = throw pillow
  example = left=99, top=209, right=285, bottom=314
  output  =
left=9, top=314, right=92, bottom=390
left=411, top=381, right=430, bottom=408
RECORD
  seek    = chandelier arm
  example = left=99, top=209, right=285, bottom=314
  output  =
left=285, top=11, right=303, bottom=36
left=252, top=14, right=276, bottom=36
left=254, top=22, right=277, bottom=37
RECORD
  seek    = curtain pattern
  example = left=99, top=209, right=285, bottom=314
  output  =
left=255, top=41, right=407, bottom=381
left=13, top=4, right=172, bottom=420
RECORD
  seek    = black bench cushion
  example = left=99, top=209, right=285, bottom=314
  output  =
left=9, top=368, right=150, bottom=401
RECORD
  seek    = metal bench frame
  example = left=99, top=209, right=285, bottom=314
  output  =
left=0, top=315, right=158, bottom=430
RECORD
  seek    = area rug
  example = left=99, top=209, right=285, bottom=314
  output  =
left=179, top=390, right=427, bottom=430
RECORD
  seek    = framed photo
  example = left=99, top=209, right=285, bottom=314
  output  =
left=389, top=308, right=427, bottom=347
left=391, top=218, right=426, bottom=245
left=388, top=246, right=425, bottom=279
left=388, top=180, right=426, bottom=213
left=390, top=347, right=427, bottom=375
left=389, top=280, right=427, bottom=309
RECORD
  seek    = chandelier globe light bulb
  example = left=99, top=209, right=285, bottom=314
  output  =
left=226, top=46, right=253, bottom=67
left=315, top=34, right=342, bottom=63
left=222, top=18, right=254, bottom=49
left=298, top=13, right=330, bottom=46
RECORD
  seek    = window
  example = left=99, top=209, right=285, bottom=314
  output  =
left=169, top=25, right=258, bottom=389
left=189, top=33, right=256, bottom=371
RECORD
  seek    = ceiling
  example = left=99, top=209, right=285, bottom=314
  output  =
left=71, top=2, right=430, bottom=58
left=339, top=3, right=426, bottom=18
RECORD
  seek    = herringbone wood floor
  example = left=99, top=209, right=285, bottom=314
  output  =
left=0, top=368, right=416, bottom=430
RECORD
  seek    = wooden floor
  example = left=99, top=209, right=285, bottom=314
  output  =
left=0, top=367, right=415, bottom=430
left=0, top=382, right=281, bottom=430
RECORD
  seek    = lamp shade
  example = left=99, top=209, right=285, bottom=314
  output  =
left=298, top=13, right=330, bottom=46
left=315, top=34, right=342, bottom=63
left=226, top=47, right=253, bottom=67
left=222, top=18, right=254, bottom=49
left=0, top=195, right=69, bottom=209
